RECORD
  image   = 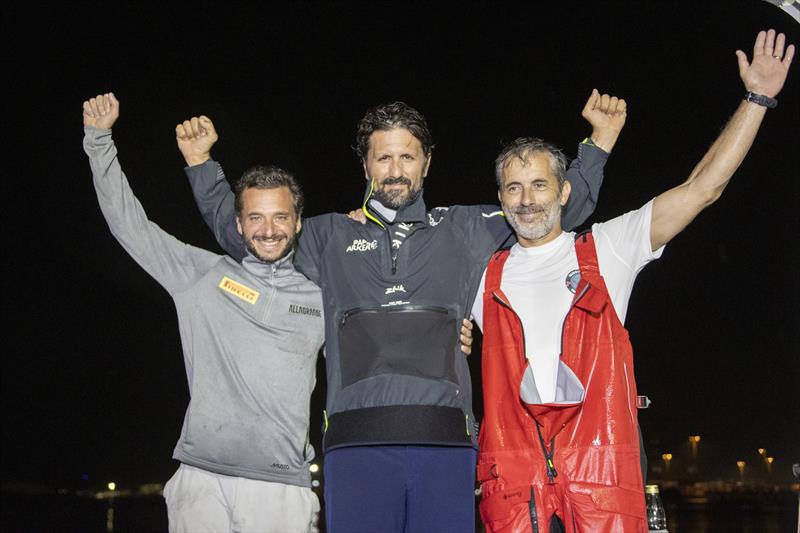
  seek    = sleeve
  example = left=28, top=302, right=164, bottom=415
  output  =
left=560, top=141, right=609, bottom=231
left=184, top=160, right=246, bottom=261
left=454, top=205, right=513, bottom=260
left=293, top=216, right=326, bottom=285
left=592, top=199, right=664, bottom=325
left=84, top=127, right=220, bottom=295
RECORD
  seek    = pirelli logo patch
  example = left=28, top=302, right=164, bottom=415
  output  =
left=219, top=276, right=260, bottom=304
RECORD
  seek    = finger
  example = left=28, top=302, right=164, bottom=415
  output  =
left=784, top=43, right=795, bottom=67
left=459, top=333, right=473, bottom=346
left=772, top=32, right=785, bottom=59
left=182, top=120, right=195, bottom=139
left=616, top=98, right=627, bottom=115
left=461, top=318, right=473, bottom=331
left=176, top=124, right=187, bottom=139
left=199, top=115, right=215, bottom=135
left=735, top=50, right=750, bottom=79
left=599, top=93, right=611, bottom=113
left=89, top=97, right=101, bottom=117
left=190, top=116, right=201, bottom=137
left=764, top=29, right=775, bottom=57
left=83, top=100, right=94, bottom=117
left=753, top=30, right=766, bottom=57
left=108, top=92, right=119, bottom=109
left=609, top=96, right=619, bottom=114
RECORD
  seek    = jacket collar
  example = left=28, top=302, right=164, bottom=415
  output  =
left=361, top=179, right=428, bottom=228
left=241, top=249, right=297, bottom=278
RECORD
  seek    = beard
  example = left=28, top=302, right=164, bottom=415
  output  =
left=503, top=199, right=561, bottom=243
left=244, top=231, right=297, bottom=263
left=372, top=176, right=422, bottom=210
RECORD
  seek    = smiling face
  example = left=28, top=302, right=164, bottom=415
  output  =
left=363, top=128, right=431, bottom=210
left=498, top=153, right=571, bottom=247
left=236, top=186, right=301, bottom=263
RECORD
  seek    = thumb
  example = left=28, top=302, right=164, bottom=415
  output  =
left=582, top=88, right=599, bottom=115
left=735, top=50, right=749, bottom=79
left=199, top=115, right=217, bottom=137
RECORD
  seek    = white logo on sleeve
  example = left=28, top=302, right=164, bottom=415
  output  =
left=346, top=239, right=378, bottom=252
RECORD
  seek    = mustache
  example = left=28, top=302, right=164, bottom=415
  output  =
left=381, top=176, right=412, bottom=187
left=252, top=233, right=286, bottom=242
left=513, top=205, right=546, bottom=215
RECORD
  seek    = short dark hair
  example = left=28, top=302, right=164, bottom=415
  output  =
left=234, top=165, right=304, bottom=218
left=354, top=101, right=434, bottom=160
left=494, top=137, right=567, bottom=190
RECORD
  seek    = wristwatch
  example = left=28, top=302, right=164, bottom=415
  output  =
left=744, top=91, right=778, bottom=109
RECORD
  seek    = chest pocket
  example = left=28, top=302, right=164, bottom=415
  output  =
left=338, top=305, right=458, bottom=387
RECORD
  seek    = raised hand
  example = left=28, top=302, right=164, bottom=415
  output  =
left=83, top=93, right=120, bottom=130
left=581, top=89, right=627, bottom=153
left=736, top=29, right=795, bottom=98
left=176, top=115, right=218, bottom=166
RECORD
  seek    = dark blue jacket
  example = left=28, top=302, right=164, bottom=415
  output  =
left=185, top=141, right=607, bottom=451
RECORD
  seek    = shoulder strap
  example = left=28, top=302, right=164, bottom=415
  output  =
left=574, top=230, right=600, bottom=281
left=485, top=248, right=511, bottom=293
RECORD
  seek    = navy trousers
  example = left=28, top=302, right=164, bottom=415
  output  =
left=324, top=445, right=477, bottom=533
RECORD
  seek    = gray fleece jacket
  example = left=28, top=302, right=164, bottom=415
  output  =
left=84, top=127, right=324, bottom=487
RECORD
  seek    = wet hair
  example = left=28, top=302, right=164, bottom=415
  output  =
left=234, top=165, right=304, bottom=218
left=354, top=101, right=434, bottom=160
left=494, top=137, right=567, bottom=190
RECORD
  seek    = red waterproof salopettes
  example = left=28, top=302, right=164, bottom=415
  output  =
left=477, top=233, right=646, bottom=533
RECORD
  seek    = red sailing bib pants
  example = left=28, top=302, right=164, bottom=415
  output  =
left=477, top=233, right=647, bottom=533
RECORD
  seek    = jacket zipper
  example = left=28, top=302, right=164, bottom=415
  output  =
left=340, top=305, right=449, bottom=326
left=529, top=487, right=540, bottom=533
left=535, top=423, right=558, bottom=482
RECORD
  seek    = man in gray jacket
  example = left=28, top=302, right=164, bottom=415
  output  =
left=82, top=92, right=324, bottom=533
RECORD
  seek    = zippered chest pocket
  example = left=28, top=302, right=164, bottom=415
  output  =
left=338, top=306, right=458, bottom=387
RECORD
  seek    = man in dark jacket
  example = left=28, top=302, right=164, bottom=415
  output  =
left=177, top=91, right=625, bottom=532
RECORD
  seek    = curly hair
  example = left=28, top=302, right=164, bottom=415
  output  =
left=354, top=101, right=434, bottom=160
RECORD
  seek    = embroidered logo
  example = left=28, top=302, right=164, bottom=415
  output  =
left=427, top=207, right=449, bottom=227
left=385, top=284, right=406, bottom=295
left=219, top=276, right=260, bottom=304
left=288, top=304, right=322, bottom=317
left=565, top=270, right=581, bottom=294
left=346, top=239, right=378, bottom=252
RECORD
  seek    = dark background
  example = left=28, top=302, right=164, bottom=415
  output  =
left=2, top=1, right=798, bottom=493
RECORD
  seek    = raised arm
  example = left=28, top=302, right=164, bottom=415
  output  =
left=177, top=117, right=246, bottom=260
left=560, top=90, right=627, bottom=230
left=650, top=30, right=794, bottom=250
left=83, top=93, right=219, bottom=294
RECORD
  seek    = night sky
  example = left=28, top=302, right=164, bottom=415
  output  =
left=2, top=2, right=798, bottom=489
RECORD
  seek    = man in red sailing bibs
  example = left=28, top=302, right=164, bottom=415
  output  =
left=471, top=30, right=794, bottom=532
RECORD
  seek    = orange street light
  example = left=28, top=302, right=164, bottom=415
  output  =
left=662, top=453, right=673, bottom=473
left=736, top=461, right=746, bottom=481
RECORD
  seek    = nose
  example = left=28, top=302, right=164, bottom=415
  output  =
left=520, top=185, right=534, bottom=206
left=389, top=157, right=403, bottom=178
left=260, top=218, right=276, bottom=236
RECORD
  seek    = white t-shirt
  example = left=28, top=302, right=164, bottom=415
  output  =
left=472, top=200, right=664, bottom=403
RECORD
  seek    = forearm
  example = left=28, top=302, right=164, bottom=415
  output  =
left=185, top=161, right=246, bottom=260
left=560, top=142, right=608, bottom=230
left=684, top=100, right=766, bottom=201
left=84, top=127, right=204, bottom=291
